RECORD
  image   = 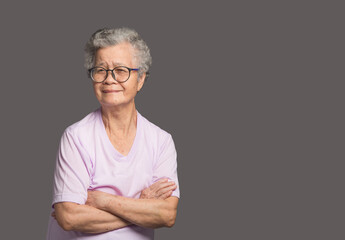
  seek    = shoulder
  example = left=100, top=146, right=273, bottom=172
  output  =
left=138, top=112, right=176, bottom=156
left=139, top=112, right=172, bottom=142
left=64, top=108, right=101, bottom=139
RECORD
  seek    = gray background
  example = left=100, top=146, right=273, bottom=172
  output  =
left=0, top=1, right=343, bottom=239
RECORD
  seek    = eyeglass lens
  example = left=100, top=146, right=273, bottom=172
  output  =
left=91, top=67, right=131, bottom=83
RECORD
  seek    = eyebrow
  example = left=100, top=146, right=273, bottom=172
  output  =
left=96, top=62, right=128, bottom=67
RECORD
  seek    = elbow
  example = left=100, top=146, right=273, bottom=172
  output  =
left=163, top=209, right=177, bottom=228
left=56, top=212, right=75, bottom=231
left=160, top=197, right=179, bottom=228
left=54, top=202, right=77, bottom=231
left=165, top=218, right=176, bottom=228
left=59, top=222, right=73, bottom=232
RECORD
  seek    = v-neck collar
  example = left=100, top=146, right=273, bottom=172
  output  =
left=97, top=108, right=141, bottom=161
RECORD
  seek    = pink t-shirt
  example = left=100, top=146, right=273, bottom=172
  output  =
left=46, top=108, right=180, bottom=240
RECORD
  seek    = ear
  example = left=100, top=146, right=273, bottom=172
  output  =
left=137, top=72, right=146, bottom=92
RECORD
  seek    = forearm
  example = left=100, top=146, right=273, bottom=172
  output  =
left=101, top=196, right=178, bottom=228
left=54, top=202, right=131, bottom=234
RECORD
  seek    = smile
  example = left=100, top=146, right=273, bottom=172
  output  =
left=102, top=89, right=122, bottom=93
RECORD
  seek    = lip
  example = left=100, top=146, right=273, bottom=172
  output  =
left=102, top=89, right=122, bottom=93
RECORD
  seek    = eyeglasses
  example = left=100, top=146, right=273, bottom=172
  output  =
left=88, top=66, right=139, bottom=83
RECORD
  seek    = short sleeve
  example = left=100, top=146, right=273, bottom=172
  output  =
left=153, top=134, right=180, bottom=198
left=52, top=130, right=92, bottom=207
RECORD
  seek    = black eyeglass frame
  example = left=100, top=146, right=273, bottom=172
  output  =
left=88, top=66, right=140, bottom=83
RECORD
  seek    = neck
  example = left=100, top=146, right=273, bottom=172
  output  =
left=101, top=102, right=137, bottom=136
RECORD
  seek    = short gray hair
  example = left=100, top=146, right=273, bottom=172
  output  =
left=84, top=27, right=152, bottom=78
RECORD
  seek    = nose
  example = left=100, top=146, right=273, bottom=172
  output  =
left=103, top=70, right=117, bottom=84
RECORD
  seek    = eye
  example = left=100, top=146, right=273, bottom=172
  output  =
left=115, top=67, right=128, bottom=74
left=94, top=68, right=106, bottom=74
left=116, top=68, right=126, bottom=72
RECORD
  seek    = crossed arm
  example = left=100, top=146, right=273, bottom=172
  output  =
left=53, top=178, right=178, bottom=234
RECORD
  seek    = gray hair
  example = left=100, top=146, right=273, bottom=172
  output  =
left=84, top=27, right=152, bottom=78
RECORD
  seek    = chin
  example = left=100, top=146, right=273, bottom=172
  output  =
left=100, top=100, right=122, bottom=107
left=97, top=94, right=135, bottom=108
left=100, top=95, right=119, bottom=102
left=100, top=98, right=132, bottom=108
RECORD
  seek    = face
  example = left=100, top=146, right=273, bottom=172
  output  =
left=92, top=42, right=145, bottom=108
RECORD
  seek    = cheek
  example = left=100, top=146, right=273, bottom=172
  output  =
left=124, top=82, right=139, bottom=95
left=93, top=84, right=102, bottom=99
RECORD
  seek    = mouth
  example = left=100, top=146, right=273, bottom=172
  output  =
left=102, top=89, right=122, bottom=93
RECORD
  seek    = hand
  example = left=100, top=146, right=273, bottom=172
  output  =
left=140, top=178, right=177, bottom=200
left=86, top=190, right=112, bottom=210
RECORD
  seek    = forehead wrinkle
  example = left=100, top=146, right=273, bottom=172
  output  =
left=96, top=61, right=129, bottom=68
left=94, top=43, right=137, bottom=68
left=112, top=61, right=129, bottom=67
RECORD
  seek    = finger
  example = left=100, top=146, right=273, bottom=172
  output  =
left=152, top=181, right=176, bottom=191
left=154, top=178, right=169, bottom=184
left=157, top=184, right=177, bottom=197
left=154, top=183, right=176, bottom=196
left=149, top=179, right=171, bottom=191
left=151, top=178, right=169, bottom=188
left=156, top=182, right=176, bottom=191
left=159, top=190, right=173, bottom=199
left=159, top=183, right=176, bottom=191
left=142, top=180, right=176, bottom=198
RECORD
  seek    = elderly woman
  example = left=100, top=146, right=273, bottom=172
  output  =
left=46, top=28, right=180, bottom=240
